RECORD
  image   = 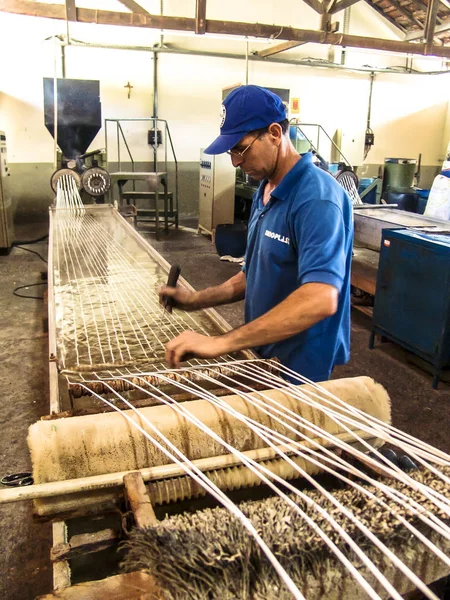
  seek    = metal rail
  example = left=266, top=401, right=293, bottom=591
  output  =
left=104, top=118, right=179, bottom=218
left=290, top=122, right=352, bottom=167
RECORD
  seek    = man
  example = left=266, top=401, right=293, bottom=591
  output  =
left=160, top=85, right=353, bottom=382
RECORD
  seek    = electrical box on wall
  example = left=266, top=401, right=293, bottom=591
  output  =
left=198, top=150, right=235, bottom=239
left=148, top=129, right=162, bottom=146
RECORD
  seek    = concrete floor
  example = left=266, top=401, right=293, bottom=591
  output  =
left=1, top=219, right=449, bottom=600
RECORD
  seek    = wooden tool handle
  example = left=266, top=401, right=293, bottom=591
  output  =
left=164, top=264, right=181, bottom=310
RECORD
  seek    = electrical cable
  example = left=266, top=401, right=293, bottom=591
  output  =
left=13, top=282, right=46, bottom=300
left=14, top=245, right=47, bottom=264
left=12, top=234, right=48, bottom=246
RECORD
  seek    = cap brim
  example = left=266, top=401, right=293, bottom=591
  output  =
left=203, top=131, right=244, bottom=155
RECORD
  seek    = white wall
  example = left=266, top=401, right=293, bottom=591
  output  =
left=1, top=8, right=449, bottom=169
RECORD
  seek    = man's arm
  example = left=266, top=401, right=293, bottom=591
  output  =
left=159, top=270, right=246, bottom=312
left=165, top=282, right=338, bottom=367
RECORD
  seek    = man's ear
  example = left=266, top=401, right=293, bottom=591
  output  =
left=268, top=123, right=283, bottom=144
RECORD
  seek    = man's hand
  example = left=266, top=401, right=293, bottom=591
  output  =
left=159, top=286, right=198, bottom=313
left=165, top=331, right=229, bottom=368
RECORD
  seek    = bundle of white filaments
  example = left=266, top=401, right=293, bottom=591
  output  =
left=56, top=175, right=450, bottom=599
left=54, top=174, right=235, bottom=371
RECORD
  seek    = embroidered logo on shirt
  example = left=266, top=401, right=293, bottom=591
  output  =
left=264, top=229, right=290, bottom=245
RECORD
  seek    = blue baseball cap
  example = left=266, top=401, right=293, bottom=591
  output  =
left=204, top=85, right=287, bottom=155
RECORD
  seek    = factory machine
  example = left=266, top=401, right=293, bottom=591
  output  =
left=0, top=185, right=445, bottom=599
left=352, top=206, right=450, bottom=294
left=44, top=77, right=111, bottom=201
left=0, top=131, right=14, bottom=253
left=351, top=193, right=450, bottom=386
left=199, top=149, right=235, bottom=240
left=0, top=196, right=446, bottom=599
left=0, top=103, right=449, bottom=599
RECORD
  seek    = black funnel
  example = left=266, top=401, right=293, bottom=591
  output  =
left=44, top=78, right=101, bottom=159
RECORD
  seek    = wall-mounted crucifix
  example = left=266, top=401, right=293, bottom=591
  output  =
left=124, top=81, right=134, bottom=99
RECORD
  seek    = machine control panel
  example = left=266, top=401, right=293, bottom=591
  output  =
left=200, top=154, right=213, bottom=192
left=199, top=149, right=235, bottom=236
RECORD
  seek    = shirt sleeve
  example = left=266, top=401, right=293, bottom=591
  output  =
left=292, top=198, right=349, bottom=292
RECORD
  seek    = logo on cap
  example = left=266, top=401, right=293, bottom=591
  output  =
left=220, top=105, right=226, bottom=129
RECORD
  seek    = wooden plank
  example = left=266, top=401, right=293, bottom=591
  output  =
left=405, top=18, right=449, bottom=39
left=43, top=288, right=49, bottom=333
left=302, top=0, right=325, bottom=14
left=0, top=1, right=195, bottom=30
left=424, top=0, right=440, bottom=52
left=49, top=384, right=269, bottom=418
left=117, top=0, right=150, bottom=14
left=363, top=0, right=408, bottom=33
left=51, top=528, right=119, bottom=562
left=52, top=522, right=71, bottom=590
left=329, top=0, right=362, bottom=15
left=64, top=0, right=76, bottom=21
left=406, top=0, right=442, bottom=24
left=321, top=11, right=332, bottom=31
left=327, top=0, right=339, bottom=12
left=382, top=0, right=424, bottom=27
left=2, top=2, right=450, bottom=58
left=351, top=247, right=379, bottom=296
left=36, top=571, right=162, bottom=599
left=124, top=472, right=158, bottom=528
left=352, top=304, right=374, bottom=318
left=195, top=0, right=206, bottom=34
left=254, top=40, right=307, bottom=57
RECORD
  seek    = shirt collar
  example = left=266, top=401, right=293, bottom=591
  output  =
left=270, top=151, right=313, bottom=202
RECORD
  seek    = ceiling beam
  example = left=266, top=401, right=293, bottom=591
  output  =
left=117, top=0, right=150, bottom=13
left=383, top=0, right=424, bottom=28
left=405, top=19, right=450, bottom=40
left=254, top=40, right=307, bottom=57
left=328, top=0, right=362, bottom=15
left=326, top=0, right=339, bottom=12
left=363, top=0, right=407, bottom=34
left=65, top=0, right=76, bottom=22
left=424, top=0, right=440, bottom=52
left=406, top=0, right=442, bottom=24
left=302, top=0, right=325, bottom=15
left=195, top=0, right=206, bottom=34
left=2, top=0, right=450, bottom=58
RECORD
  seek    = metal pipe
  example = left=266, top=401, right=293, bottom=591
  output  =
left=245, top=38, right=249, bottom=84
left=160, top=0, right=164, bottom=48
left=66, top=37, right=450, bottom=76
left=48, top=209, right=60, bottom=415
left=293, top=123, right=352, bottom=166
left=117, top=121, right=120, bottom=171
left=152, top=49, right=158, bottom=172
left=0, top=429, right=375, bottom=504
left=367, top=71, right=375, bottom=129
left=53, top=36, right=58, bottom=170
left=341, top=7, right=351, bottom=66
left=61, top=42, right=66, bottom=79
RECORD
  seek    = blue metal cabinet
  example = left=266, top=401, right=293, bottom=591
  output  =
left=370, top=228, right=450, bottom=388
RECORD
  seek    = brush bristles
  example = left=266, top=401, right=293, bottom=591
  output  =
left=122, top=467, right=450, bottom=600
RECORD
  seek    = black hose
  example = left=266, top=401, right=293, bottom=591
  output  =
left=13, top=282, right=46, bottom=300
left=13, top=233, right=48, bottom=245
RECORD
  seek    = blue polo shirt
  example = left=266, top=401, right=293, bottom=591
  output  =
left=243, top=152, right=353, bottom=382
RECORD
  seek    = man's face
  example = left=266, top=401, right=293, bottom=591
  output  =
left=228, top=126, right=280, bottom=181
